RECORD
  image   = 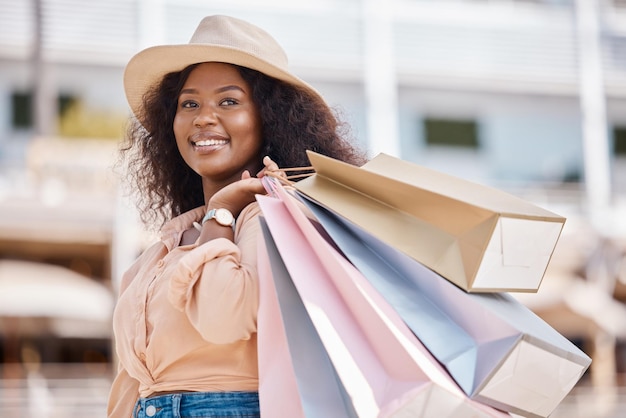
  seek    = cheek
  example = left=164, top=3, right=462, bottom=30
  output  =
left=231, top=112, right=255, bottom=131
left=172, top=115, right=188, bottom=147
left=241, top=111, right=263, bottom=143
left=172, top=116, right=190, bottom=162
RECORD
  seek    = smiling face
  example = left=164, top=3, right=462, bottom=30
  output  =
left=173, top=62, right=263, bottom=190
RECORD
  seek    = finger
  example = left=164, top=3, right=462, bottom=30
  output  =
left=256, top=157, right=270, bottom=177
left=263, top=155, right=280, bottom=171
left=263, top=156, right=287, bottom=179
left=241, top=170, right=251, bottom=180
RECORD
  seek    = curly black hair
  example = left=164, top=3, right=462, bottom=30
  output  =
left=120, top=63, right=367, bottom=228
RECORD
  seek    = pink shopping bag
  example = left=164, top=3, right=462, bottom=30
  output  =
left=256, top=178, right=510, bottom=418
left=257, top=220, right=358, bottom=418
left=256, top=230, right=304, bottom=418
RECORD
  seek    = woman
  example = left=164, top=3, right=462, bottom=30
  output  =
left=108, top=15, right=365, bottom=418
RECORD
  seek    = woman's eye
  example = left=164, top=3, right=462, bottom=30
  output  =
left=180, top=100, right=198, bottom=109
left=220, top=98, right=238, bottom=106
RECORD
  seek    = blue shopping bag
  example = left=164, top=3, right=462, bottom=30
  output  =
left=298, top=194, right=591, bottom=418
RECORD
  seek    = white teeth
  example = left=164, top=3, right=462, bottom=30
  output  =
left=194, top=139, right=227, bottom=147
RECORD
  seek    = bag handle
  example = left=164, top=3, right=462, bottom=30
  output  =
left=265, top=166, right=315, bottom=186
left=262, top=165, right=315, bottom=202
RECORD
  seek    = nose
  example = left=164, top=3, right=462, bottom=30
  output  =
left=194, top=106, right=218, bottom=127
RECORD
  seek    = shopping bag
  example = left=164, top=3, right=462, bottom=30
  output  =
left=299, top=195, right=591, bottom=418
left=256, top=228, right=305, bottom=417
left=293, top=151, right=565, bottom=292
left=256, top=178, right=510, bottom=418
left=256, top=220, right=358, bottom=418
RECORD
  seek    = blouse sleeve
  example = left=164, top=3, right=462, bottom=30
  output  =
left=168, top=203, right=262, bottom=345
left=107, top=364, right=140, bottom=418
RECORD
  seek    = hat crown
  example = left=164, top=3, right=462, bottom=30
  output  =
left=189, top=15, right=288, bottom=69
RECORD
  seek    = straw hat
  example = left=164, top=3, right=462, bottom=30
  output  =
left=124, top=15, right=323, bottom=120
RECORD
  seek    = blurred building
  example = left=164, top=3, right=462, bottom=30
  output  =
left=0, top=0, right=625, bottom=416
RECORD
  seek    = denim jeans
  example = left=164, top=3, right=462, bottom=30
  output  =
left=132, top=391, right=260, bottom=418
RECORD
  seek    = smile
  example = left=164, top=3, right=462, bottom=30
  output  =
left=193, top=139, right=228, bottom=147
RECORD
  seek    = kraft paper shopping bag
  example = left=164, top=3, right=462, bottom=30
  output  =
left=257, top=221, right=358, bottom=418
left=256, top=178, right=510, bottom=418
left=299, top=195, right=591, bottom=418
left=294, top=151, right=565, bottom=292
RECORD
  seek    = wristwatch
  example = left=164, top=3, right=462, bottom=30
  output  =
left=202, top=208, right=235, bottom=228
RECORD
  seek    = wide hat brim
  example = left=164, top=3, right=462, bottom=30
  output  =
left=123, top=15, right=324, bottom=122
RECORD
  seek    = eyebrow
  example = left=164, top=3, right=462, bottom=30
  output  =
left=179, top=85, right=246, bottom=95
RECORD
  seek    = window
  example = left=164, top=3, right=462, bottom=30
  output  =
left=58, top=94, right=76, bottom=117
left=614, top=126, right=626, bottom=156
left=424, top=118, right=479, bottom=148
left=11, top=92, right=33, bottom=129
left=11, top=91, right=78, bottom=130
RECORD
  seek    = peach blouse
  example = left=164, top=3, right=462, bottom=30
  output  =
left=107, top=203, right=261, bottom=418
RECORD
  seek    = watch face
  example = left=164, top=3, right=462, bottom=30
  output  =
left=215, top=208, right=234, bottom=226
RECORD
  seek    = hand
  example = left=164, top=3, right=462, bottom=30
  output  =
left=207, top=156, right=282, bottom=218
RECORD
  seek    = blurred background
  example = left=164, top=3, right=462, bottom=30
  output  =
left=0, top=0, right=625, bottom=416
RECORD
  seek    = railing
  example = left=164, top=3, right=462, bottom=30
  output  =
left=1, top=372, right=625, bottom=418
left=0, top=378, right=110, bottom=418
left=0, top=379, right=109, bottom=418
left=549, top=384, right=626, bottom=418
left=0, top=364, right=111, bottom=418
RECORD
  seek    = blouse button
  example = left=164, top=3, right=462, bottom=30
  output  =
left=146, top=405, right=157, bottom=416
left=156, top=260, right=164, bottom=268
